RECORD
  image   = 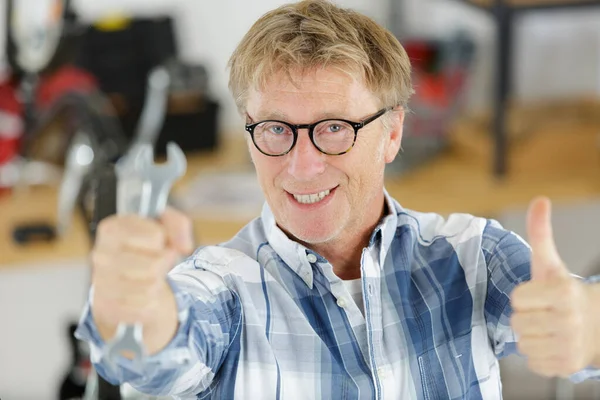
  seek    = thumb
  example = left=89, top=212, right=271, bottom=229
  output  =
left=161, top=206, right=195, bottom=255
left=526, top=197, right=567, bottom=280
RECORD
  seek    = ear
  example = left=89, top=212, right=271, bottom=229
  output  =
left=384, top=108, right=405, bottom=164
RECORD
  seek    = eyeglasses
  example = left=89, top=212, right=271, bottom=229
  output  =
left=245, top=106, right=393, bottom=157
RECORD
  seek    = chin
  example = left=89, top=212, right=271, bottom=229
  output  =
left=285, top=219, right=342, bottom=245
left=292, top=231, right=335, bottom=245
left=272, top=195, right=350, bottom=245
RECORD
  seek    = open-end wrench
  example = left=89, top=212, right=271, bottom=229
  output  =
left=103, top=141, right=187, bottom=373
left=126, top=66, right=171, bottom=157
left=56, top=131, right=95, bottom=236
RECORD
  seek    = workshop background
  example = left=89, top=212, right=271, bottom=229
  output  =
left=1, top=0, right=600, bottom=399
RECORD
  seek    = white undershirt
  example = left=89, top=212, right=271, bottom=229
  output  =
left=342, top=278, right=364, bottom=316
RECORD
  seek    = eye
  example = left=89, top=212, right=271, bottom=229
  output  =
left=270, top=125, right=287, bottom=135
left=258, top=122, right=291, bottom=136
left=317, top=120, right=352, bottom=135
left=327, top=124, right=342, bottom=133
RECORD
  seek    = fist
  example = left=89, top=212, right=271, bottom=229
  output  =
left=510, top=197, right=599, bottom=378
left=511, top=277, right=597, bottom=377
left=90, top=207, right=194, bottom=328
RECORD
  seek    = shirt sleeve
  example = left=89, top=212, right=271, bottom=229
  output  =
left=74, top=256, right=243, bottom=397
left=482, top=219, right=600, bottom=382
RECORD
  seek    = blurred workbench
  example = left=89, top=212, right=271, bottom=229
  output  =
left=2, top=104, right=600, bottom=269
left=452, top=0, right=600, bottom=178
left=0, top=135, right=252, bottom=268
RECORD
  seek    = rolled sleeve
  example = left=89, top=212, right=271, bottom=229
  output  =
left=482, top=220, right=532, bottom=360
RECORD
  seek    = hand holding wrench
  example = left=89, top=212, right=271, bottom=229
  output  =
left=103, top=141, right=187, bottom=373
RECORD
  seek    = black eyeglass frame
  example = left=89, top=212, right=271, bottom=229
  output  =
left=244, top=106, right=394, bottom=157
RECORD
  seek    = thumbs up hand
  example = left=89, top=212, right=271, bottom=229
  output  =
left=510, top=197, right=600, bottom=377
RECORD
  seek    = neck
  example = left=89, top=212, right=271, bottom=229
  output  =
left=311, top=239, right=365, bottom=280
left=306, top=196, right=388, bottom=280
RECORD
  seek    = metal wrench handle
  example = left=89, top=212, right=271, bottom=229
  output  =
left=133, top=67, right=171, bottom=147
left=103, top=142, right=187, bottom=374
left=56, top=132, right=95, bottom=236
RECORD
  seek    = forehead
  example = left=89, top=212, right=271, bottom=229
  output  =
left=246, top=67, right=379, bottom=120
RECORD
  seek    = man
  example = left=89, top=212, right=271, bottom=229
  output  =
left=76, top=1, right=600, bottom=398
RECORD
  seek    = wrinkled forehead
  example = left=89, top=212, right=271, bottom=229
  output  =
left=246, top=65, right=380, bottom=119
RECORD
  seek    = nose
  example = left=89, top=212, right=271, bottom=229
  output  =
left=286, top=129, right=326, bottom=181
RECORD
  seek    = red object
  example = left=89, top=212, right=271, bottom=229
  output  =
left=0, top=65, right=98, bottom=193
left=0, top=78, right=23, bottom=165
left=0, top=65, right=98, bottom=159
left=36, top=66, right=98, bottom=109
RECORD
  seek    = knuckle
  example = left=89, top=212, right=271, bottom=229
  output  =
left=118, top=216, right=167, bottom=249
left=96, top=216, right=118, bottom=238
left=167, top=206, right=190, bottom=224
left=149, top=225, right=168, bottom=247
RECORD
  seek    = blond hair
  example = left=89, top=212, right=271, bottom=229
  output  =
left=228, top=0, right=413, bottom=115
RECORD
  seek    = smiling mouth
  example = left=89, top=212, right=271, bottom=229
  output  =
left=292, top=188, right=333, bottom=204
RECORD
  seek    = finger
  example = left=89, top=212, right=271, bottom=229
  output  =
left=527, top=356, right=582, bottom=379
left=160, top=207, right=195, bottom=254
left=511, top=280, right=574, bottom=311
left=95, top=215, right=167, bottom=254
left=527, top=357, right=565, bottom=378
left=510, top=311, right=559, bottom=336
left=93, top=296, right=158, bottom=326
left=92, top=248, right=178, bottom=281
left=92, top=269, right=164, bottom=301
left=516, top=335, right=561, bottom=357
left=526, top=197, right=567, bottom=280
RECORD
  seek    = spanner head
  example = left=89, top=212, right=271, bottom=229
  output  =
left=134, top=141, right=187, bottom=182
left=115, top=141, right=187, bottom=217
left=116, top=141, right=186, bottom=181
left=104, top=323, right=146, bottom=374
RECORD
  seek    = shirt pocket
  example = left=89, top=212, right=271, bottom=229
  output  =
left=417, top=330, right=492, bottom=400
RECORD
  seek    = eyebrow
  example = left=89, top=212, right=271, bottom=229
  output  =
left=251, top=109, right=352, bottom=123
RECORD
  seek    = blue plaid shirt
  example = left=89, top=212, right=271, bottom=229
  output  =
left=76, top=191, right=600, bottom=399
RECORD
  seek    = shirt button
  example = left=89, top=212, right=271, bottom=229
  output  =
left=306, top=253, right=317, bottom=263
left=336, top=297, right=347, bottom=308
left=377, top=367, right=387, bottom=380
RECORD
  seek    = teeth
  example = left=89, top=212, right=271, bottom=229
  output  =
left=293, top=189, right=331, bottom=204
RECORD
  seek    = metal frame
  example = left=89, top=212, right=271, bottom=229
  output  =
left=458, top=0, right=600, bottom=178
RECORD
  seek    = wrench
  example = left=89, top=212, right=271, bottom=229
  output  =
left=103, top=141, right=187, bottom=373
left=56, top=132, right=95, bottom=236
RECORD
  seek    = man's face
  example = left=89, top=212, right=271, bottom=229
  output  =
left=245, top=67, right=403, bottom=246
